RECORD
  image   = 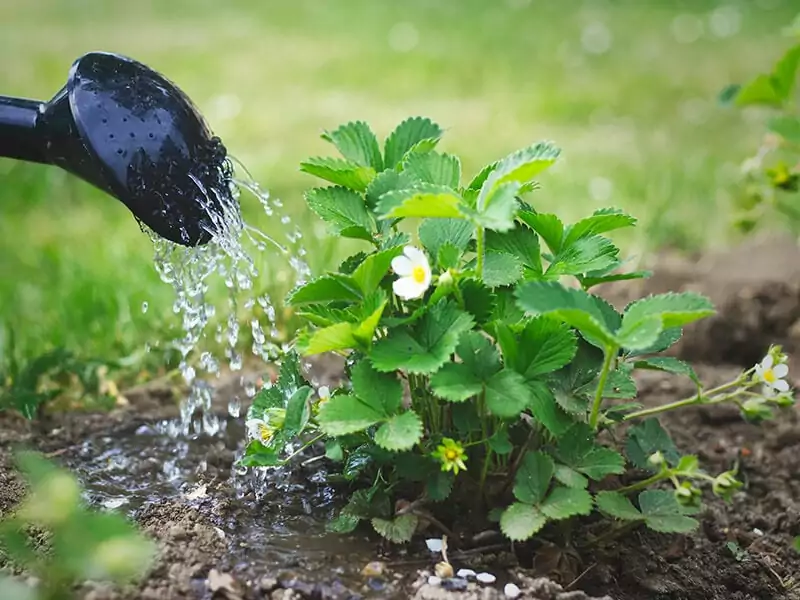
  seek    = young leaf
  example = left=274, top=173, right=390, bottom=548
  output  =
left=351, top=246, right=403, bottom=295
left=240, top=440, right=282, bottom=467
left=510, top=317, right=577, bottom=380
left=403, top=151, right=461, bottom=188
left=484, top=369, right=532, bottom=418
left=625, top=327, right=682, bottom=357
left=430, top=364, right=483, bottom=402
left=546, top=235, right=620, bottom=277
left=529, top=382, right=575, bottom=437
left=772, top=44, right=800, bottom=100
left=563, top=208, right=637, bottom=246
left=540, top=486, right=593, bottom=520
left=556, top=423, right=625, bottom=480
left=639, top=490, right=699, bottom=533
left=467, top=161, right=498, bottom=191
left=376, top=185, right=465, bottom=219
left=305, top=186, right=375, bottom=242
left=419, top=218, right=473, bottom=259
left=300, top=156, right=376, bottom=191
left=322, top=121, right=383, bottom=170
left=283, top=387, right=313, bottom=437
left=365, top=169, right=415, bottom=208
left=287, top=275, right=362, bottom=306
left=472, top=181, right=521, bottom=232
left=553, top=465, right=589, bottom=489
left=371, top=514, right=419, bottom=543
left=515, top=281, right=618, bottom=347
left=326, top=513, right=361, bottom=533
left=480, top=142, right=560, bottom=199
left=595, top=491, right=643, bottom=521
left=625, top=418, right=681, bottom=471
left=767, top=115, right=800, bottom=146
left=513, top=451, right=554, bottom=504
left=631, top=356, right=699, bottom=385
left=482, top=251, right=524, bottom=287
left=296, top=323, right=357, bottom=355
left=518, top=211, right=564, bottom=254
left=486, top=224, right=542, bottom=274
left=351, top=360, right=403, bottom=415
left=384, top=117, right=443, bottom=169
left=374, top=411, right=423, bottom=451
left=317, top=395, right=385, bottom=436
left=370, top=301, right=475, bottom=374
left=488, top=429, right=514, bottom=455
left=500, top=502, right=547, bottom=541
left=622, top=292, right=715, bottom=331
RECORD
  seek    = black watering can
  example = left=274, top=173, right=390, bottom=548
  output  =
left=0, top=52, right=233, bottom=246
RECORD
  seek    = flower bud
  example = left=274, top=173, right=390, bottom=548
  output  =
left=712, top=471, right=742, bottom=500
left=437, top=270, right=454, bottom=289
left=647, top=451, right=665, bottom=467
left=674, top=481, right=701, bottom=507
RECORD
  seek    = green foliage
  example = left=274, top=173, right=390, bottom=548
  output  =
left=239, top=116, right=790, bottom=548
left=0, top=452, right=155, bottom=599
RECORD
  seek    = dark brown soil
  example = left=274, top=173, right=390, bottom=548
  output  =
left=2, top=239, right=800, bottom=600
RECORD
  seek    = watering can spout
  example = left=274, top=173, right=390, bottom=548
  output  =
left=0, top=52, right=234, bottom=247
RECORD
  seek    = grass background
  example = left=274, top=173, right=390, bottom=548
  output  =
left=0, top=0, right=795, bottom=369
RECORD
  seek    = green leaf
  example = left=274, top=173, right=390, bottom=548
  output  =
left=371, top=514, right=419, bottom=543
left=625, top=418, right=681, bottom=471
left=370, top=301, right=475, bottom=374
left=325, top=440, right=344, bottom=462
left=438, top=243, right=461, bottom=270
left=482, top=251, right=524, bottom=287
left=384, top=117, right=443, bottom=169
left=480, top=142, right=560, bottom=200
left=528, top=381, right=575, bottom=437
left=512, top=317, right=577, bottom=379
left=326, top=513, right=361, bottom=533
left=639, top=490, right=699, bottom=533
left=556, top=423, right=625, bottom=480
left=284, top=387, right=312, bottom=437
left=595, top=491, right=643, bottom=521
left=513, top=451, right=554, bottom=504
left=540, top=486, right=593, bottom=520
left=240, top=440, right=282, bottom=467
left=547, top=236, right=620, bottom=277
left=403, top=151, right=461, bottom=188
left=317, top=395, right=385, bottom=436
left=351, top=359, right=403, bottom=415
left=768, top=115, right=800, bottom=145
left=461, top=279, right=497, bottom=324
left=599, top=366, right=637, bottom=399
left=580, top=269, right=652, bottom=290
left=618, top=292, right=714, bottom=351
left=773, top=44, right=800, bottom=99
left=352, top=297, right=387, bottom=345
left=426, top=470, right=455, bottom=502
left=305, top=186, right=374, bottom=242
left=375, top=411, right=423, bottom=451
left=500, top=503, right=547, bottom=541
left=563, top=209, right=637, bottom=246
left=287, top=275, right=361, bottom=306
left=300, top=156, right=376, bottom=191
left=456, top=330, right=501, bottom=380
left=296, top=323, right=356, bottom=355
left=515, top=281, right=618, bottom=347
left=365, top=169, right=415, bottom=209
left=351, top=246, right=403, bottom=295
left=473, top=181, right=521, bottom=232
left=419, top=218, right=473, bottom=258
left=518, top=211, right=564, bottom=253
left=341, top=488, right=392, bottom=519
left=631, top=356, right=699, bottom=385
left=553, top=465, right=589, bottom=489
left=485, top=369, right=532, bottom=418
left=626, top=327, right=682, bottom=357
left=322, top=121, right=383, bottom=170
left=486, top=224, right=542, bottom=274
left=430, top=364, right=482, bottom=402
left=376, top=184, right=465, bottom=219
left=488, top=428, right=514, bottom=455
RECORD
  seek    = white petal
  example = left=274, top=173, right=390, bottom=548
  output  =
left=762, top=384, right=776, bottom=397
left=773, top=364, right=789, bottom=378
left=425, top=538, right=443, bottom=553
left=754, top=364, right=765, bottom=378
left=393, top=276, right=427, bottom=300
left=318, top=386, right=330, bottom=399
left=761, top=355, right=774, bottom=370
left=403, top=245, right=428, bottom=267
left=773, top=379, right=790, bottom=393
left=391, top=255, right=414, bottom=276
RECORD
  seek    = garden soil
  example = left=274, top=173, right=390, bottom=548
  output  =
left=1, top=238, right=799, bottom=600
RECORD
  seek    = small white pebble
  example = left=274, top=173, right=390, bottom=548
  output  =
left=753, top=528, right=764, bottom=536
left=425, top=538, right=443, bottom=553
left=427, top=576, right=442, bottom=586
left=456, top=568, right=476, bottom=579
left=476, top=572, right=496, bottom=584
left=504, top=582, right=521, bottom=598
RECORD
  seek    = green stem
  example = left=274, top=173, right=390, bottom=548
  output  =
left=282, top=432, right=325, bottom=464
left=589, top=346, right=617, bottom=429
left=479, top=446, right=493, bottom=496
left=476, top=226, right=485, bottom=281
left=616, top=471, right=670, bottom=494
left=623, top=389, right=743, bottom=421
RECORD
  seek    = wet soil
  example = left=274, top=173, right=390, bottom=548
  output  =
left=2, top=239, right=800, bottom=600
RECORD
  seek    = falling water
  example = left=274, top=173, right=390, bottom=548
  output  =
left=145, top=157, right=309, bottom=438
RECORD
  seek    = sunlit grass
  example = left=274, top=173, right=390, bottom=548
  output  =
left=0, top=0, right=794, bottom=364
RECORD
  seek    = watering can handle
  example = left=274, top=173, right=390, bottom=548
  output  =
left=0, top=96, right=48, bottom=165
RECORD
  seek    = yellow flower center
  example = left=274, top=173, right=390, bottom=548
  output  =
left=444, top=448, right=458, bottom=461
left=763, top=368, right=776, bottom=384
left=412, top=265, right=427, bottom=284
left=258, top=424, right=273, bottom=443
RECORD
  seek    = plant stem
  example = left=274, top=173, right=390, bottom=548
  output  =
left=623, top=389, right=743, bottom=421
left=475, top=227, right=485, bottom=281
left=589, top=346, right=616, bottom=429
left=616, top=471, right=670, bottom=494
left=479, top=446, right=493, bottom=497
left=282, top=432, right=325, bottom=463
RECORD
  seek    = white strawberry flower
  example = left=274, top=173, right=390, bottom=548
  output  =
left=755, top=354, right=789, bottom=395
left=246, top=418, right=275, bottom=444
left=317, top=385, right=331, bottom=406
left=391, top=246, right=432, bottom=300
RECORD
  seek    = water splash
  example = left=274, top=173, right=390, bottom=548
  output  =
left=147, top=158, right=309, bottom=437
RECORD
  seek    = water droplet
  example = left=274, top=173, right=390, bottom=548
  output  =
left=141, top=301, right=149, bottom=313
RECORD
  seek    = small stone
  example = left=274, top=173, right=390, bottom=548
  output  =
left=259, top=577, right=279, bottom=592
left=366, top=577, right=386, bottom=592
left=456, top=568, right=476, bottom=579
left=434, top=562, right=454, bottom=579
left=362, top=561, right=386, bottom=577
left=425, top=538, right=443, bottom=553
left=504, top=583, right=521, bottom=598
left=427, top=576, right=442, bottom=586
left=442, top=577, right=468, bottom=591
left=476, top=572, right=496, bottom=584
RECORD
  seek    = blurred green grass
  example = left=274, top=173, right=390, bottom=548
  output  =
left=0, top=0, right=793, bottom=365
